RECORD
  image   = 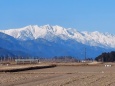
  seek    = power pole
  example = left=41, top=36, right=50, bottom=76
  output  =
left=85, top=48, right=86, bottom=60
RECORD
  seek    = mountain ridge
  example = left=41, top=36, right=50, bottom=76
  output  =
left=0, top=25, right=115, bottom=59
left=0, top=25, right=115, bottom=48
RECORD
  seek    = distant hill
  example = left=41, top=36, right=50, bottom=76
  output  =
left=0, top=47, right=14, bottom=57
left=0, top=47, right=31, bottom=58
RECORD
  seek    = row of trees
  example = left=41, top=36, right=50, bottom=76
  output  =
left=52, top=56, right=78, bottom=62
left=1, top=51, right=115, bottom=62
left=95, top=51, right=115, bottom=62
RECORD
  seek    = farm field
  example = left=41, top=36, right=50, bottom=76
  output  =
left=0, top=62, right=115, bottom=86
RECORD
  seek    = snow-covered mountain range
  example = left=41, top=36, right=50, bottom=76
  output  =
left=0, top=25, right=115, bottom=48
left=0, top=25, right=115, bottom=59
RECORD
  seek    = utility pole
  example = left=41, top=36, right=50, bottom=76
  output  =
left=85, top=48, right=86, bottom=60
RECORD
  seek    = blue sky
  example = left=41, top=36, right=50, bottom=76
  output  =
left=0, top=0, right=115, bottom=34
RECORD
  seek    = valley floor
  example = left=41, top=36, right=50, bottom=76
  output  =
left=0, top=63, right=115, bottom=86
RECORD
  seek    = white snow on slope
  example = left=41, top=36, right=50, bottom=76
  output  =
left=0, top=25, right=115, bottom=48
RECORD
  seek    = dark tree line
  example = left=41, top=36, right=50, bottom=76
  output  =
left=95, top=51, right=115, bottom=62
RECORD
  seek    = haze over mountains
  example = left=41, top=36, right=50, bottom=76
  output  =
left=0, top=25, right=115, bottom=59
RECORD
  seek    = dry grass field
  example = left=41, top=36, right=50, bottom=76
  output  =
left=0, top=62, right=115, bottom=86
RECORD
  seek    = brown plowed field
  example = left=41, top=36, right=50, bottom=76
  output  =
left=0, top=63, right=115, bottom=86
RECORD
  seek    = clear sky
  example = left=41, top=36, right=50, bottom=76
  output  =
left=0, top=0, right=115, bottom=34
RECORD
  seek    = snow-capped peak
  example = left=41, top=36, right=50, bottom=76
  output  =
left=0, top=25, right=115, bottom=48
